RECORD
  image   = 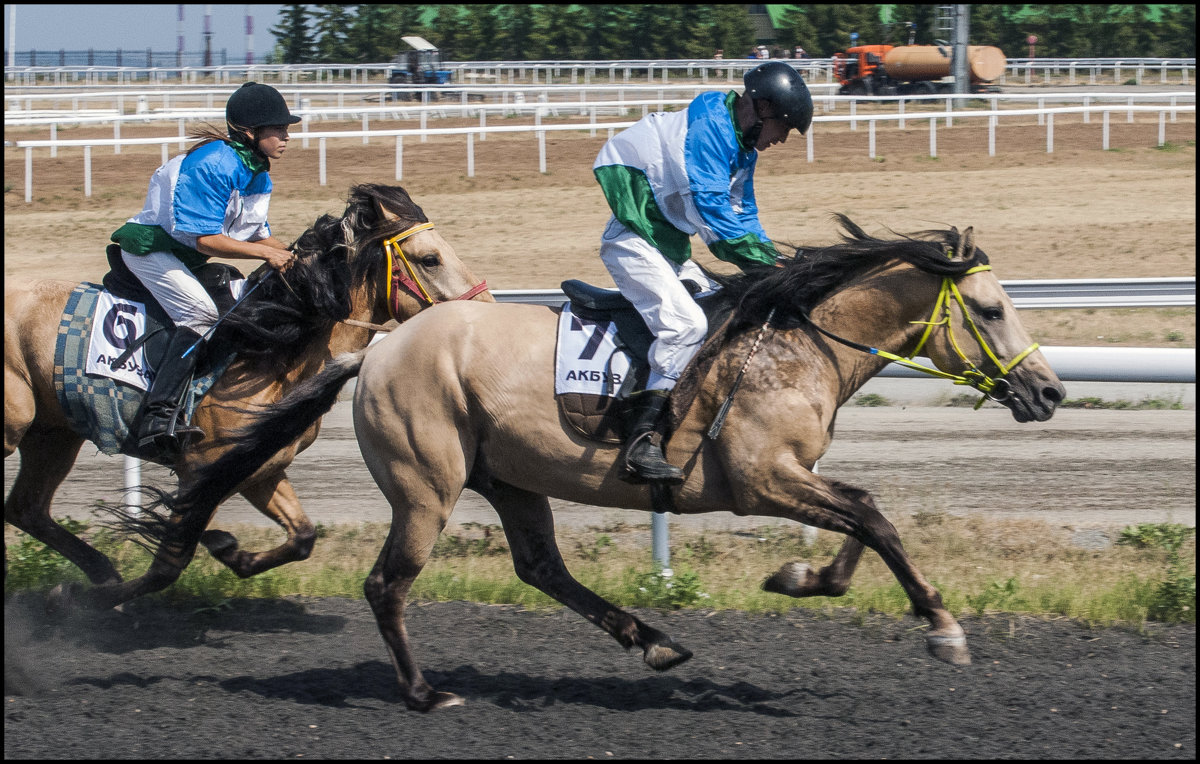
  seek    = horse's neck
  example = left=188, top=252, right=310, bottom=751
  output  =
left=807, top=266, right=936, bottom=405
left=329, top=283, right=392, bottom=355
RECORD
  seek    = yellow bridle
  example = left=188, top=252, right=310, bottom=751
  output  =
left=871, top=265, right=1040, bottom=406
left=383, top=221, right=488, bottom=318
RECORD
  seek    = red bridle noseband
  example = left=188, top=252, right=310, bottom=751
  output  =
left=383, top=222, right=488, bottom=319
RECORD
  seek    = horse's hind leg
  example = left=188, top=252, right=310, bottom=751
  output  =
left=481, top=480, right=692, bottom=672
left=5, top=430, right=122, bottom=585
left=200, top=472, right=317, bottom=577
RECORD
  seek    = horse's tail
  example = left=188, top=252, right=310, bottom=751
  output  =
left=96, top=349, right=367, bottom=553
left=170, top=349, right=367, bottom=519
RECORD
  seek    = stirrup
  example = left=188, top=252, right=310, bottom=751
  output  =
left=621, top=431, right=684, bottom=485
left=138, top=411, right=204, bottom=453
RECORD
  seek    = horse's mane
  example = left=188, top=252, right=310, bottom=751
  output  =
left=671, top=213, right=990, bottom=418
left=215, top=184, right=429, bottom=362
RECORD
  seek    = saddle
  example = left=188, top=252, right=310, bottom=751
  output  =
left=51, top=246, right=245, bottom=462
left=102, top=243, right=243, bottom=363
left=556, top=279, right=716, bottom=444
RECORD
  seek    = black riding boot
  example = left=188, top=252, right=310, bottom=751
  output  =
left=620, top=389, right=684, bottom=484
left=137, top=327, right=206, bottom=453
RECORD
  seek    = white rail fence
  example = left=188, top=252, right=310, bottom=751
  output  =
left=4, top=56, right=1195, bottom=88
left=8, top=98, right=1195, bottom=202
left=5, top=84, right=1193, bottom=127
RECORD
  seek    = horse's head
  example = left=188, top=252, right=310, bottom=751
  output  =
left=703, top=214, right=1065, bottom=424
left=351, top=184, right=493, bottom=324
left=906, top=226, right=1065, bottom=422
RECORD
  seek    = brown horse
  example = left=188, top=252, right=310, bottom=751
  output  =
left=4, top=183, right=491, bottom=608
left=149, top=214, right=1064, bottom=710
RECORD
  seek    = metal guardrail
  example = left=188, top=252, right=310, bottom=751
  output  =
left=492, top=277, right=1197, bottom=310
left=493, top=279, right=1197, bottom=385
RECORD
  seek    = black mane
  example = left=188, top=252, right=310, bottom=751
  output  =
left=703, top=212, right=990, bottom=336
left=671, top=214, right=990, bottom=420
left=215, top=184, right=429, bottom=361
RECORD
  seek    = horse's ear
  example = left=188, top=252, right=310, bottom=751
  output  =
left=374, top=198, right=400, bottom=223
left=955, top=227, right=975, bottom=260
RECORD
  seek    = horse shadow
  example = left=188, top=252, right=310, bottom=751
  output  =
left=215, top=662, right=855, bottom=716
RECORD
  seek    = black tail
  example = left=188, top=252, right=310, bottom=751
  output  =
left=163, top=349, right=367, bottom=519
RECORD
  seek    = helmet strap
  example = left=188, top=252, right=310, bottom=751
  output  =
left=743, top=118, right=764, bottom=149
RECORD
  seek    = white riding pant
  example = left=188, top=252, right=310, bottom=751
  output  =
left=599, top=216, right=720, bottom=391
left=121, top=249, right=219, bottom=333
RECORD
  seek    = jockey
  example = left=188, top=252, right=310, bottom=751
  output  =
left=592, top=61, right=813, bottom=483
left=111, top=81, right=301, bottom=453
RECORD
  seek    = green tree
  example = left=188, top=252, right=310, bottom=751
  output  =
left=270, top=5, right=317, bottom=64
left=1156, top=4, right=1196, bottom=57
left=461, top=5, right=502, bottom=61
left=494, top=4, right=536, bottom=60
left=704, top=4, right=756, bottom=59
left=579, top=5, right=626, bottom=60
left=427, top=5, right=473, bottom=61
left=312, top=4, right=356, bottom=64
left=528, top=4, right=588, bottom=60
left=776, top=5, right=820, bottom=55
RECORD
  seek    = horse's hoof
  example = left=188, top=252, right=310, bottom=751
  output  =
left=762, top=561, right=813, bottom=596
left=644, top=639, right=693, bottom=671
left=926, top=628, right=972, bottom=666
left=409, top=691, right=465, bottom=712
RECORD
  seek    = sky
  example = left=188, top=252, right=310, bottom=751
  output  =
left=5, top=4, right=289, bottom=61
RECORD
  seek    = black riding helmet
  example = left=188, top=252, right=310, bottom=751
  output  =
left=743, top=61, right=813, bottom=135
left=225, top=82, right=301, bottom=130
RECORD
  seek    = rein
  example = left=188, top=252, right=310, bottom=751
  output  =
left=804, top=265, right=1040, bottom=408
left=384, top=221, right=489, bottom=319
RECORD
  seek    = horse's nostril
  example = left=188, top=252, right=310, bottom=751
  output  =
left=1044, top=385, right=1065, bottom=404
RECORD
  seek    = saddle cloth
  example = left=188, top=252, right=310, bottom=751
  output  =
left=55, top=282, right=232, bottom=458
left=555, top=303, right=637, bottom=443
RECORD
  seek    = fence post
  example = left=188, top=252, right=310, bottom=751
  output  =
left=319, top=137, right=327, bottom=186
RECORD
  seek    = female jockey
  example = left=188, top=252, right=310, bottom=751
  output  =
left=592, top=61, right=813, bottom=483
left=111, top=81, right=301, bottom=453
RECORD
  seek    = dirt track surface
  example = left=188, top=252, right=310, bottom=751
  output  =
left=4, top=594, right=1195, bottom=760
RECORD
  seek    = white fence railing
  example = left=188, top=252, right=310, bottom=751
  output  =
left=5, top=85, right=1194, bottom=127
left=8, top=99, right=1195, bottom=202
left=5, top=57, right=1196, bottom=88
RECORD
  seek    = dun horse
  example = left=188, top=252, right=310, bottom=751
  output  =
left=149, top=214, right=1064, bottom=710
left=4, top=183, right=491, bottom=609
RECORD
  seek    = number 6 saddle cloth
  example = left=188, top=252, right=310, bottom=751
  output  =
left=53, top=246, right=240, bottom=460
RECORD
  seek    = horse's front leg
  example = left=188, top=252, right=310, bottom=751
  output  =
left=742, top=470, right=969, bottom=666
left=763, top=536, right=865, bottom=599
left=199, top=471, right=317, bottom=578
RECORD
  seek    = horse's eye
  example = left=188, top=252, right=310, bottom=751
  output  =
left=980, top=307, right=1005, bottom=321
left=419, top=254, right=441, bottom=268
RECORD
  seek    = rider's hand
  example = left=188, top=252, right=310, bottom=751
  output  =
left=264, top=246, right=297, bottom=273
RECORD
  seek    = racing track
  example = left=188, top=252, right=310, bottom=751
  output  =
left=3, top=594, right=1194, bottom=758
left=4, top=401, right=1196, bottom=759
